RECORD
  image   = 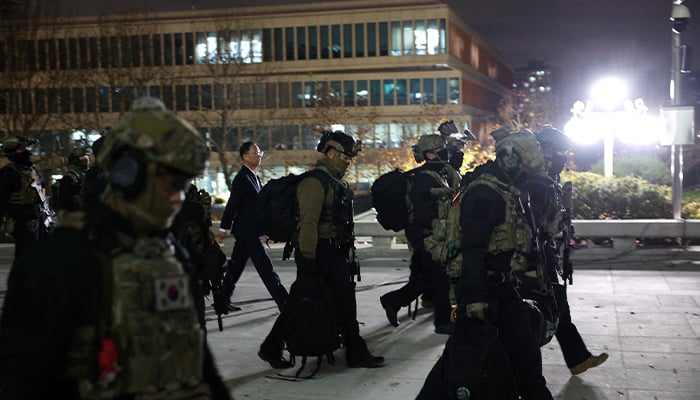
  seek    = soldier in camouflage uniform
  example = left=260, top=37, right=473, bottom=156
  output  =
left=533, top=125, right=608, bottom=375
left=0, top=97, right=231, bottom=399
left=379, top=134, right=460, bottom=334
left=0, top=136, right=54, bottom=260
left=55, top=146, right=91, bottom=213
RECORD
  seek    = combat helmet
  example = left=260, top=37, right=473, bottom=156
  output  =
left=68, top=146, right=91, bottom=168
left=98, top=97, right=209, bottom=179
left=316, top=130, right=362, bottom=157
left=2, top=136, right=38, bottom=155
left=492, top=128, right=545, bottom=177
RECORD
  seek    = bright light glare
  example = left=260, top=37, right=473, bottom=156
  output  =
left=616, top=114, right=665, bottom=145
left=591, top=78, right=628, bottom=111
left=564, top=115, right=604, bottom=145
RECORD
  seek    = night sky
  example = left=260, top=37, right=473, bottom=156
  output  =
left=52, top=0, right=700, bottom=117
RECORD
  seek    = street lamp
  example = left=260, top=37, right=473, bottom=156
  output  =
left=669, top=0, right=691, bottom=220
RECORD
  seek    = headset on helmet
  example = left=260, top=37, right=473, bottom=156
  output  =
left=535, top=125, right=571, bottom=157
left=98, top=96, right=210, bottom=198
left=316, top=130, right=362, bottom=157
left=416, top=134, right=446, bottom=153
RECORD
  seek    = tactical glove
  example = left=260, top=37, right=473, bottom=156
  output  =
left=466, top=302, right=487, bottom=320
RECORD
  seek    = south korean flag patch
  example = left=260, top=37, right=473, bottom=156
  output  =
left=154, top=275, right=192, bottom=311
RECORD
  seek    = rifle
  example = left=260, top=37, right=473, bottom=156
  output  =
left=560, top=181, right=574, bottom=285
left=348, top=239, right=361, bottom=282
left=202, top=235, right=228, bottom=331
left=31, top=179, right=55, bottom=232
left=519, top=193, right=550, bottom=294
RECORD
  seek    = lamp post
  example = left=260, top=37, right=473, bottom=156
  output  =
left=591, top=78, right=627, bottom=177
left=670, top=0, right=690, bottom=220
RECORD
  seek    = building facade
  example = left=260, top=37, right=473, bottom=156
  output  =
left=0, top=0, right=512, bottom=195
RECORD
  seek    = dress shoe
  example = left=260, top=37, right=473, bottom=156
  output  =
left=226, top=302, right=241, bottom=312
left=434, top=323, right=454, bottom=335
left=380, top=295, right=400, bottom=327
left=570, top=353, right=609, bottom=375
left=258, top=349, right=293, bottom=369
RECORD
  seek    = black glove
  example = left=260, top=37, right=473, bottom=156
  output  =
left=297, top=257, right=317, bottom=274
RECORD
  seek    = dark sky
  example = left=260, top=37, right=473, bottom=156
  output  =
left=51, top=0, right=700, bottom=116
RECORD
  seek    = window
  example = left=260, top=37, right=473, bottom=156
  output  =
left=410, top=78, right=421, bottom=104
left=72, top=88, right=84, bottom=113
left=367, top=23, right=376, bottom=57
left=383, top=79, right=395, bottom=106
left=415, top=20, right=426, bottom=55
left=304, top=81, right=315, bottom=107
left=274, top=28, right=283, bottom=61
left=78, top=38, right=88, bottom=69
left=48, top=40, right=58, bottom=70
left=68, top=38, right=78, bottom=69
left=120, top=36, right=131, bottom=67
left=423, top=78, right=434, bottom=104
left=188, top=85, right=199, bottom=110
left=149, top=85, right=161, bottom=99
left=285, top=27, right=294, bottom=61
left=88, top=37, right=98, bottom=68
left=402, top=21, right=414, bottom=55
left=227, top=84, right=238, bottom=110
left=396, top=79, right=407, bottom=105
left=370, top=80, right=380, bottom=106
left=330, top=81, right=341, bottom=106
left=142, top=35, right=152, bottom=66
left=356, top=80, right=368, bottom=106
left=450, top=77, right=459, bottom=103
left=343, top=80, right=354, bottom=106
left=58, top=39, right=68, bottom=69
left=301, top=125, right=316, bottom=149
left=174, top=33, right=184, bottom=65
left=163, top=34, right=173, bottom=65
left=239, top=83, right=251, bottom=109
left=291, top=82, right=302, bottom=108
left=343, top=24, right=352, bottom=58
left=427, top=19, right=440, bottom=55
left=111, top=87, right=122, bottom=112
left=391, top=22, right=401, bottom=56
left=278, top=82, right=290, bottom=108
left=98, top=86, right=109, bottom=112
left=331, top=25, right=341, bottom=59
left=436, top=78, right=447, bottom=104
left=355, top=23, right=364, bottom=57
left=21, top=90, right=32, bottom=114
left=213, top=84, right=224, bottom=110
left=297, top=27, right=306, bottom=60
left=152, top=34, right=162, bottom=66
left=85, top=87, right=96, bottom=112
left=379, top=22, right=388, bottom=56
left=131, top=35, right=141, bottom=67
left=175, top=85, right=186, bottom=111
left=185, top=32, right=194, bottom=65
left=320, top=25, right=329, bottom=59
left=287, top=125, right=300, bottom=149
left=265, top=83, right=276, bottom=109
left=308, top=26, right=318, bottom=59
left=253, top=83, right=264, bottom=109
left=262, top=29, right=273, bottom=62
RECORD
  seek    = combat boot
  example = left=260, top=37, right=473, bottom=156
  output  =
left=570, top=352, right=609, bottom=375
left=345, top=337, right=385, bottom=368
left=380, top=294, right=400, bottom=327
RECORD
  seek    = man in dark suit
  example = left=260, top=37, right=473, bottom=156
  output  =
left=216, top=142, right=288, bottom=311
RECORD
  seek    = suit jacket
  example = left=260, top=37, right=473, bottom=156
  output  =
left=220, top=166, right=262, bottom=238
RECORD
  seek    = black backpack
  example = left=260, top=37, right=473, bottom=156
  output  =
left=256, top=170, right=328, bottom=243
left=280, top=274, right=341, bottom=380
left=417, top=319, right=517, bottom=400
left=370, top=168, right=415, bottom=232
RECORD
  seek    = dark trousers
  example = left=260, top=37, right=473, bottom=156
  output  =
left=490, top=283, right=553, bottom=400
left=12, top=219, right=40, bottom=261
left=554, top=283, right=591, bottom=368
left=381, top=237, right=451, bottom=326
left=224, top=236, right=288, bottom=308
left=261, top=241, right=368, bottom=355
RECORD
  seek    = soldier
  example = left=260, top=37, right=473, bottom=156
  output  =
left=455, top=128, right=553, bottom=399
left=55, top=146, right=91, bottom=212
left=533, top=125, right=608, bottom=375
left=258, top=130, right=384, bottom=369
left=82, top=135, right=107, bottom=214
left=0, top=97, right=232, bottom=399
left=0, top=136, right=54, bottom=260
left=379, top=134, right=459, bottom=334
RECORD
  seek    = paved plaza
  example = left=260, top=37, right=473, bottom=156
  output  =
left=1, top=244, right=700, bottom=399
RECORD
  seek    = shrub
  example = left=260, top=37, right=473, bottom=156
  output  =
left=589, top=154, right=671, bottom=185
left=560, top=171, right=672, bottom=219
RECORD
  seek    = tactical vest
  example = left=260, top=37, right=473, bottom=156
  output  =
left=65, top=167, right=87, bottom=209
left=470, top=174, right=532, bottom=273
left=316, top=169, right=354, bottom=244
left=6, top=163, right=40, bottom=207
left=65, top=232, right=209, bottom=400
left=422, top=165, right=461, bottom=261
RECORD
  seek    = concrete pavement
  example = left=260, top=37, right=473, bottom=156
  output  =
left=1, top=244, right=700, bottom=399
